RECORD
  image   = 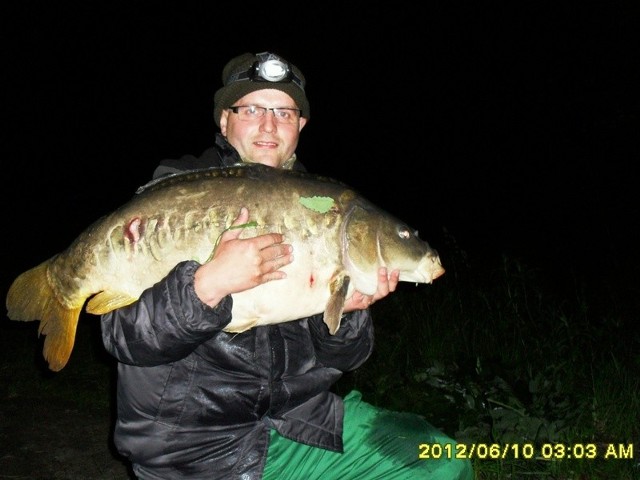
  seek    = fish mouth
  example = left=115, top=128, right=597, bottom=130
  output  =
left=430, top=253, right=446, bottom=280
left=409, top=255, right=445, bottom=284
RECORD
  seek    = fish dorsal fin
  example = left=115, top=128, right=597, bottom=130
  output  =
left=324, top=272, right=351, bottom=334
left=86, top=292, right=139, bottom=315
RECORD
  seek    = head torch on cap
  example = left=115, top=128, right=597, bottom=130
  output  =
left=228, top=52, right=304, bottom=88
left=213, top=51, right=309, bottom=126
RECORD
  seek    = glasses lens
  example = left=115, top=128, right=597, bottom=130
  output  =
left=272, top=108, right=300, bottom=124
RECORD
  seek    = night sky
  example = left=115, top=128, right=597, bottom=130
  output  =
left=2, top=3, right=639, bottom=294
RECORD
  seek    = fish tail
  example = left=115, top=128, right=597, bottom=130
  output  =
left=6, top=260, right=82, bottom=371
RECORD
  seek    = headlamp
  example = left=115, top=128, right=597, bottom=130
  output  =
left=227, top=52, right=305, bottom=90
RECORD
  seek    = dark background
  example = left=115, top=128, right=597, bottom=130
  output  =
left=2, top=2, right=639, bottom=295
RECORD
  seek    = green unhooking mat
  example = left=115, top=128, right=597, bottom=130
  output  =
left=264, top=390, right=474, bottom=479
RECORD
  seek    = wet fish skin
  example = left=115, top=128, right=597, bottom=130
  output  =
left=6, top=164, right=445, bottom=371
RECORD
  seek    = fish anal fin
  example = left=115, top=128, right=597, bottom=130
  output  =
left=324, top=273, right=351, bottom=335
left=86, top=292, right=139, bottom=315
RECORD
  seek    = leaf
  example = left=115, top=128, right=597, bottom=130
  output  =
left=299, top=196, right=335, bottom=213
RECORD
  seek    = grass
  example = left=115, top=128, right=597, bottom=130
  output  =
left=2, top=239, right=639, bottom=479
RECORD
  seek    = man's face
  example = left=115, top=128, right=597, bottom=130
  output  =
left=219, top=89, right=307, bottom=168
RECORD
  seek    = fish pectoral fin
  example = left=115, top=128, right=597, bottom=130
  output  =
left=323, top=273, right=351, bottom=335
left=223, top=317, right=259, bottom=333
left=86, top=291, right=139, bottom=315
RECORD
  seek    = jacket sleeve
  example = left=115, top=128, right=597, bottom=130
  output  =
left=308, top=309, right=375, bottom=372
left=101, top=260, right=232, bottom=366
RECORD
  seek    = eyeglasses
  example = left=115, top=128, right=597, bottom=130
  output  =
left=228, top=105, right=302, bottom=124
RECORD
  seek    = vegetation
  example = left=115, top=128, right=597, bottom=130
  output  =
left=335, top=236, right=640, bottom=479
left=2, top=234, right=638, bottom=479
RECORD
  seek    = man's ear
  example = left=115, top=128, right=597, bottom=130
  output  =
left=219, top=110, right=229, bottom=135
left=298, top=117, right=307, bottom=131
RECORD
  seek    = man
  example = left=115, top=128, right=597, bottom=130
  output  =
left=102, top=51, right=473, bottom=480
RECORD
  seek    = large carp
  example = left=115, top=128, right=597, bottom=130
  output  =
left=6, top=164, right=444, bottom=371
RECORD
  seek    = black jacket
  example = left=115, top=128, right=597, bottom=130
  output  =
left=101, top=134, right=375, bottom=479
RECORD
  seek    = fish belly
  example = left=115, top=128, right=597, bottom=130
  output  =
left=225, top=243, right=345, bottom=332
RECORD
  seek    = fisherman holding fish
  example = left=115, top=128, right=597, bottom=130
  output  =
left=100, top=52, right=474, bottom=479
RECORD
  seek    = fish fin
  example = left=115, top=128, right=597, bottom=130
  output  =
left=6, top=260, right=83, bottom=372
left=323, top=273, right=351, bottom=335
left=223, top=318, right=259, bottom=333
left=86, top=292, right=139, bottom=314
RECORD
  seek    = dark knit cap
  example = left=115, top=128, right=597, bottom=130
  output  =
left=213, top=52, right=310, bottom=126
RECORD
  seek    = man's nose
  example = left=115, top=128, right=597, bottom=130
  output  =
left=259, top=111, right=277, bottom=132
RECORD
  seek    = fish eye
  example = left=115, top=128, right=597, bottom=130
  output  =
left=398, top=227, right=412, bottom=239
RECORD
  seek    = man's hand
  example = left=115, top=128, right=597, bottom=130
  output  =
left=194, top=207, right=293, bottom=307
left=343, top=267, right=400, bottom=312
